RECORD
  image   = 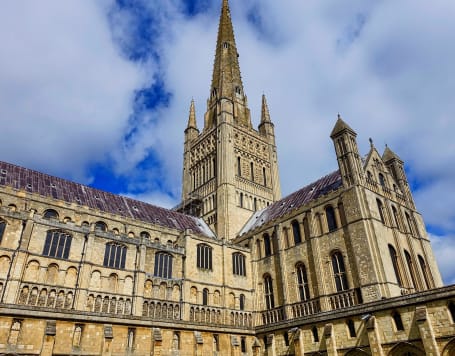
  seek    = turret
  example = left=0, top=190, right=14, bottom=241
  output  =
left=382, top=145, right=416, bottom=209
left=330, top=115, right=364, bottom=187
left=185, top=99, right=199, bottom=143
left=258, top=94, right=275, bottom=144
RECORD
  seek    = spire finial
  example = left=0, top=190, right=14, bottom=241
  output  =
left=261, top=94, right=271, bottom=123
left=369, top=137, right=374, bottom=148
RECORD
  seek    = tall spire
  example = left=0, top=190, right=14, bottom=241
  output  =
left=187, top=99, right=197, bottom=129
left=210, top=0, right=244, bottom=102
left=260, top=94, right=271, bottom=123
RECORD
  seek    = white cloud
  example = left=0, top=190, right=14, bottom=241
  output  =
left=0, top=0, right=147, bottom=182
left=430, top=234, right=455, bottom=285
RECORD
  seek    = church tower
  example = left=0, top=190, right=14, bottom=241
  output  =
left=180, top=0, right=281, bottom=240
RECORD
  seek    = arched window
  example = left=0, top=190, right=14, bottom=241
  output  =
left=347, top=319, right=356, bottom=337
left=405, top=213, right=414, bottom=234
left=312, top=326, right=319, bottom=342
left=202, top=288, right=209, bottom=306
left=376, top=199, right=385, bottom=224
left=254, top=197, right=257, bottom=211
left=392, top=311, right=404, bottom=331
left=103, top=243, right=127, bottom=269
left=418, top=255, right=431, bottom=289
left=239, top=294, right=245, bottom=310
left=0, top=220, right=5, bottom=243
left=237, top=157, right=241, bottom=176
left=378, top=173, right=386, bottom=187
left=250, top=162, right=254, bottom=181
left=325, top=206, right=338, bottom=232
left=43, top=230, right=72, bottom=259
left=197, top=244, right=212, bottom=270
left=404, top=250, right=418, bottom=290
left=263, top=233, right=272, bottom=257
left=154, top=252, right=173, bottom=279
left=292, top=220, right=301, bottom=245
left=239, top=192, right=244, bottom=208
left=232, top=253, right=246, bottom=276
left=392, top=206, right=400, bottom=229
left=172, top=332, right=180, bottom=350
left=256, top=239, right=262, bottom=259
left=43, top=209, right=59, bottom=220
left=264, top=274, right=274, bottom=309
left=296, top=263, right=310, bottom=301
left=332, top=251, right=348, bottom=292
left=241, top=337, right=246, bottom=353
left=388, top=245, right=402, bottom=286
left=95, top=221, right=107, bottom=232
left=140, top=231, right=150, bottom=240
left=263, top=167, right=267, bottom=186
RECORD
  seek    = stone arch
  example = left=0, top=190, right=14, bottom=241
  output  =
left=172, top=284, right=180, bottom=301
left=159, top=282, right=167, bottom=300
left=89, top=270, right=101, bottom=289
left=190, top=286, right=198, bottom=303
left=388, top=342, right=425, bottom=356
left=123, top=275, right=133, bottom=295
left=442, top=338, right=455, bottom=356
left=46, top=263, right=59, bottom=285
left=64, top=267, right=78, bottom=287
left=107, top=273, right=118, bottom=293
left=144, top=279, right=153, bottom=298
left=25, top=260, right=40, bottom=281
left=0, top=256, right=11, bottom=278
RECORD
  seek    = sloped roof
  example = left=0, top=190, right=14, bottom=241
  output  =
left=0, top=161, right=214, bottom=237
left=239, top=170, right=342, bottom=235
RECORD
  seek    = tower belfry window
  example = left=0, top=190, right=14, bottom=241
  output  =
left=223, top=42, right=229, bottom=49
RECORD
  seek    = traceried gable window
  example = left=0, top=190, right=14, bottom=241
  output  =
left=43, top=230, right=72, bottom=259
left=154, top=252, right=173, bottom=279
left=103, top=243, right=127, bottom=269
left=232, top=252, right=246, bottom=276
left=197, top=244, right=212, bottom=270
left=331, top=251, right=348, bottom=292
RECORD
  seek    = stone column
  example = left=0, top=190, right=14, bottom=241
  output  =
left=365, top=316, right=384, bottom=356
left=324, top=324, right=338, bottom=356
left=40, top=320, right=56, bottom=356
left=416, top=306, right=440, bottom=356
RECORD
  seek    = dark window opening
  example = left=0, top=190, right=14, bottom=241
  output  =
left=263, top=233, right=272, bottom=257
left=292, top=220, right=301, bottom=245
left=326, top=205, right=338, bottom=232
left=389, top=244, right=402, bottom=286
left=312, top=326, right=319, bottom=342
left=197, top=244, right=213, bottom=270
left=202, top=288, right=209, bottom=305
left=347, top=319, right=356, bottom=337
left=264, top=274, right=274, bottom=309
left=233, top=253, right=246, bottom=276
left=154, top=252, right=173, bottom=278
left=296, top=263, right=310, bottom=301
left=392, top=311, right=404, bottom=331
left=43, top=230, right=72, bottom=259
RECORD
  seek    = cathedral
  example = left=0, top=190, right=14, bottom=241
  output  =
left=1, top=0, right=455, bottom=355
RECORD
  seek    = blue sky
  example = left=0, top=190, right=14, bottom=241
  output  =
left=1, top=0, right=455, bottom=283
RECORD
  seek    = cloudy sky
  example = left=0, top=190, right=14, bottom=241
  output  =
left=1, top=0, right=454, bottom=283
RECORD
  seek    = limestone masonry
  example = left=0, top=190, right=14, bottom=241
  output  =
left=0, top=0, right=454, bottom=355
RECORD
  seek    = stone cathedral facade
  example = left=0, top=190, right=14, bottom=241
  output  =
left=0, top=0, right=455, bottom=355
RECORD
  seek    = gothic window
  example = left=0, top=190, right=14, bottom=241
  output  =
left=237, top=157, right=241, bottom=176
left=43, top=209, right=59, bottom=220
left=405, top=213, right=414, bottom=234
left=232, top=252, right=246, bottom=276
left=331, top=251, right=348, bottom=292
left=392, top=311, right=404, bottom=331
left=418, top=255, right=431, bottom=289
left=197, top=244, right=213, bottom=270
left=154, top=252, right=173, bottom=279
left=378, top=173, right=386, bottom=187
left=312, top=326, right=319, bottom=342
left=95, top=221, right=107, bottom=232
left=241, top=337, right=246, bottom=353
left=404, top=250, right=418, bottom=289
left=325, top=205, right=337, bottom=232
left=303, top=217, right=310, bottom=239
left=254, top=197, right=257, bottom=211
left=292, top=220, right=301, bottom=245
left=388, top=244, right=402, bottom=286
left=0, top=220, right=5, bottom=243
left=103, top=243, right=127, bottom=269
left=263, top=233, right=272, bottom=257
left=239, top=192, right=244, bottom=208
left=72, top=324, right=83, bottom=348
left=173, top=332, right=180, bottom=350
left=263, top=167, right=267, bottom=186
left=347, top=319, right=356, bottom=337
left=240, top=294, right=245, bottom=310
left=256, top=239, right=262, bottom=259
left=296, top=263, right=310, bottom=301
left=127, top=328, right=135, bottom=349
left=392, top=206, right=401, bottom=229
left=250, top=162, right=254, bottom=181
left=263, top=274, right=275, bottom=309
left=202, top=288, right=209, bottom=306
left=43, top=230, right=72, bottom=259
left=376, top=199, right=385, bottom=224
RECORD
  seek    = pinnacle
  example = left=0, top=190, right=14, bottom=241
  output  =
left=187, top=99, right=197, bottom=129
left=261, top=94, right=271, bottom=123
left=382, top=145, right=402, bottom=162
left=330, top=114, right=356, bottom=138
